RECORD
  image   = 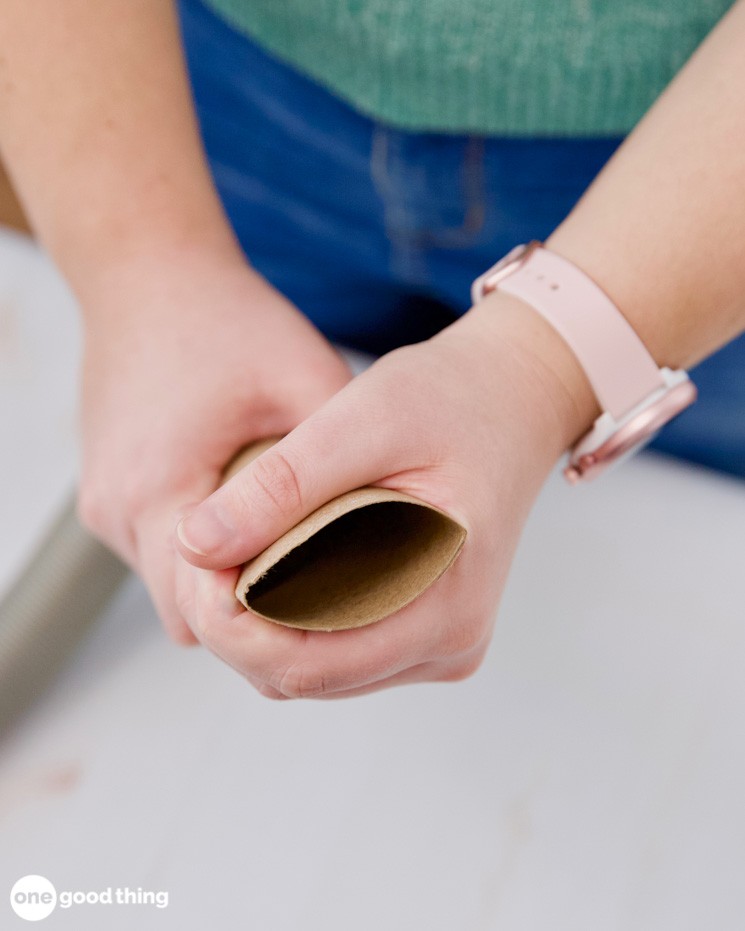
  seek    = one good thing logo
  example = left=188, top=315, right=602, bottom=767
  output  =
left=9, top=876, right=56, bottom=921
left=9, top=875, right=169, bottom=921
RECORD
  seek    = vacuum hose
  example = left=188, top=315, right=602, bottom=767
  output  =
left=0, top=493, right=129, bottom=733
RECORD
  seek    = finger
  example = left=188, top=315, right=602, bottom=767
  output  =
left=174, top=555, right=246, bottom=648
left=173, top=362, right=429, bottom=569
left=187, top=558, right=480, bottom=697
left=247, top=659, right=477, bottom=701
left=136, top=506, right=200, bottom=646
left=172, top=550, right=196, bottom=629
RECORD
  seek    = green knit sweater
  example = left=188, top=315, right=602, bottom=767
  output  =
left=203, top=0, right=733, bottom=136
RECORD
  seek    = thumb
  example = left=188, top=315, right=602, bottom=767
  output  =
left=174, top=391, right=396, bottom=570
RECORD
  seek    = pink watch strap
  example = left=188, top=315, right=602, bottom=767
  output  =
left=495, top=246, right=664, bottom=419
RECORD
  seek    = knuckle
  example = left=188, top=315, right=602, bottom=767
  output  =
left=247, top=449, right=305, bottom=520
left=163, top=617, right=196, bottom=647
left=193, top=608, right=214, bottom=648
left=275, top=663, right=329, bottom=700
left=76, top=484, right=105, bottom=535
left=174, top=584, right=192, bottom=622
left=438, top=616, right=487, bottom=659
left=77, top=473, right=141, bottom=560
left=119, top=477, right=150, bottom=522
left=254, top=681, right=291, bottom=701
left=438, top=651, right=486, bottom=683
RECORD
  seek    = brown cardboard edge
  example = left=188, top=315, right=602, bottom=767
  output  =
left=249, top=521, right=468, bottom=632
left=221, top=437, right=468, bottom=631
left=235, top=485, right=466, bottom=609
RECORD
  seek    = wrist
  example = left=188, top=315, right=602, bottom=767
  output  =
left=449, top=289, right=601, bottom=464
left=56, top=191, right=246, bottom=311
left=76, top=231, right=257, bottom=323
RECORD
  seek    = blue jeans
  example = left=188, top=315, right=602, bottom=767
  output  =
left=177, top=0, right=745, bottom=479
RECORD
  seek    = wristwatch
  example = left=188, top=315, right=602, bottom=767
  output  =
left=471, top=240, right=697, bottom=483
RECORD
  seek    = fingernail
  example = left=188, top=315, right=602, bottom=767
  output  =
left=176, top=508, right=230, bottom=556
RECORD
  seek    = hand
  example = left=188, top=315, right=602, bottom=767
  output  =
left=76, top=249, right=354, bottom=643
left=173, top=292, right=597, bottom=698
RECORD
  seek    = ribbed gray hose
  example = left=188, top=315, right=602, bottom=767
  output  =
left=0, top=492, right=129, bottom=733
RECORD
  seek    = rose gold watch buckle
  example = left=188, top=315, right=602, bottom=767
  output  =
left=470, top=240, right=543, bottom=304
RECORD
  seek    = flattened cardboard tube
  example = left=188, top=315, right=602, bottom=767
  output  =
left=221, top=438, right=467, bottom=632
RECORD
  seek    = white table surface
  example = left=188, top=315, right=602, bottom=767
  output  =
left=1, top=228, right=744, bottom=930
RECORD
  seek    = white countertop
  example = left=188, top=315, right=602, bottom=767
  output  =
left=1, top=228, right=744, bottom=930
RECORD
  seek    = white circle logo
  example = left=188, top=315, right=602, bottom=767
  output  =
left=9, top=876, right=57, bottom=921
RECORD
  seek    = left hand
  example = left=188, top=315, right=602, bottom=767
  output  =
left=172, top=293, right=595, bottom=699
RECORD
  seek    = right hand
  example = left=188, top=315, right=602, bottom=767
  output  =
left=76, top=249, right=354, bottom=643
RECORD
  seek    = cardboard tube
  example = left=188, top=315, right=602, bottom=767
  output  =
left=221, top=438, right=467, bottom=631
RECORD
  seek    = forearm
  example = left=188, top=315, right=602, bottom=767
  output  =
left=546, top=0, right=745, bottom=373
left=0, top=0, right=242, bottom=304
left=464, top=0, right=745, bottom=455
